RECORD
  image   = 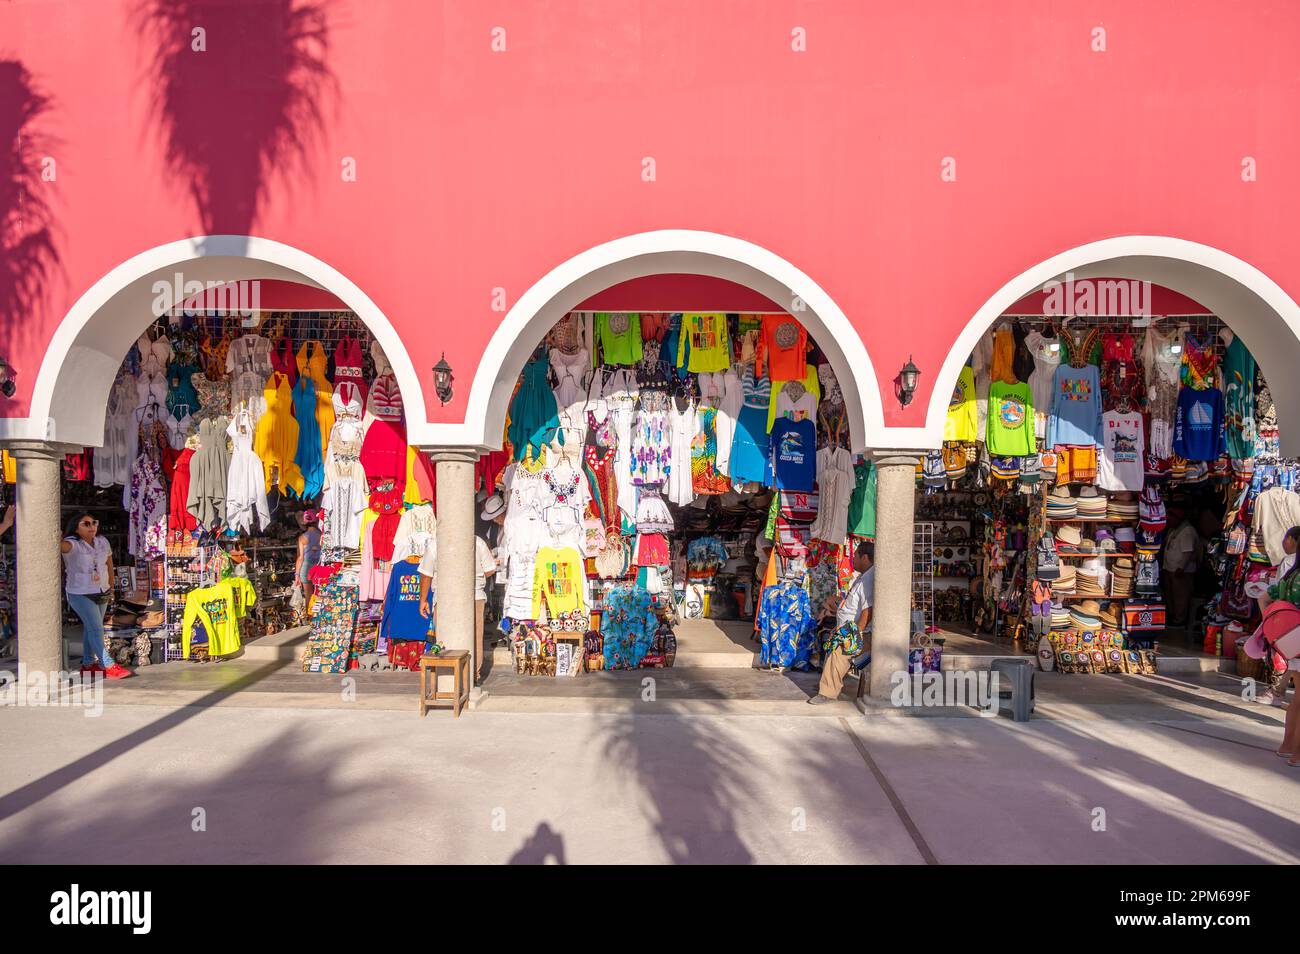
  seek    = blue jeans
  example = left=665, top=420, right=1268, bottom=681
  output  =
left=67, top=592, right=111, bottom=668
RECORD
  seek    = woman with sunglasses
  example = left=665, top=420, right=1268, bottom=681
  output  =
left=60, top=511, right=132, bottom=679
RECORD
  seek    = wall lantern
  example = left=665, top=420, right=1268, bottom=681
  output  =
left=894, top=355, right=920, bottom=407
left=0, top=357, right=15, bottom=398
left=433, top=353, right=454, bottom=405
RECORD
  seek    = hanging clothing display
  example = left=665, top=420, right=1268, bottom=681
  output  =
left=729, top=364, right=771, bottom=485
left=507, top=358, right=561, bottom=461
left=594, top=312, right=643, bottom=366
left=1174, top=386, right=1226, bottom=461
left=225, top=409, right=270, bottom=535
left=945, top=365, right=978, bottom=442
left=291, top=375, right=325, bottom=499
left=755, top=314, right=808, bottom=383
left=1097, top=410, right=1145, bottom=492
left=255, top=371, right=304, bottom=495
left=986, top=380, right=1035, bottom=456
left=1046, top=363, right=1102, bottom=449
left=676, top=312, right=731, bottom=373
left=757, top=581, right=816, bottom=670
left=1222, top=334, right=1257, bottom=459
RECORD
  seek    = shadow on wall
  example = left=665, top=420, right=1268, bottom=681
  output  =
left=0, top=60, right=61, bottom=364
left=133, top=0, right=339, bottom=236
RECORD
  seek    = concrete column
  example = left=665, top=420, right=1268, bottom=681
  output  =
left=430, top=448, right=480, bottom=700
left=5, top=441, right=72, bottom=678
left=869, top=451, right=923, bottom=701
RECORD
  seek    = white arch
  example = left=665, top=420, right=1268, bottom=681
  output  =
left=924, top=236, right=1300, bottom=456
left=0, top=235, right=426, bottom=448
left=458, top=229, right=884, bottom=452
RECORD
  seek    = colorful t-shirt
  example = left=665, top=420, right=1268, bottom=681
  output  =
left=595, top=312, right=643, bottom=366
left=986, top=380, right=1034, bottom=456
left=945, top=365, right=977, bottom=442
left=1098, top=410, right=1145, bottom=491
left=755, top=314, right=808, bottom=382
left=1174, top=386, right=1226, bottom=461
left=380, top=560, right=434, bottom=641
left=1046, top=363, right=1102, bottom=448
left=769, top=417, right=816, bottom=491
left=1222, top=336, right=1256, bottom=459
left=675, top=312, right=731, bottom=372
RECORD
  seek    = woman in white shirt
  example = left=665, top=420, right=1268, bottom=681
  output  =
left=60, top=512, right=132, bottom=679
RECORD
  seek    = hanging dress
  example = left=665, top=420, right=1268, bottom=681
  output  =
left=603, top=369, right=640, bottom=525
left=255, top=371, right=304, bottom=495
left=1100, top=331, right=1141, bottom=411
left=583, top=444, right=621, bottom=534
left=321, top=394, right=367, bottom=550
left=292, top=374, right=324, bottom=499
left=666, top=395, right=697, bottom=506
left=359, top=372, right=407, bottom=489
left=630, top=389, right=671, bottom=486
left=333, top=337, right=368, bottom=407
left=508, top=358, right=562, bottom=460
left=1141, top=323, right=1185, bottom=460
left=551, top=346, right=590, bottom=443
left=296, top=339, right=334, bottom=462
left=226, top=408, right=270, bottom=534
left=691, top=405, right=732, bottom=495
left=808, top=446, right=855, bottom=544
left=729, top=364, right=772, bottom=485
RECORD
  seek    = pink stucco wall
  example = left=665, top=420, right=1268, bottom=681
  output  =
left=1, top=0, right=1297, bottom=432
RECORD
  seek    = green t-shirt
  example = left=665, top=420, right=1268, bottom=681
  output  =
left=595, top=312, right=643, bottom=366
left=847, top=459, right=877, bottom=537
left=986, top=380, right=1035, bottom=456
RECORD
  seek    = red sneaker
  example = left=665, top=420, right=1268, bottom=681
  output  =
left=103, top=663, right=134, bottom=680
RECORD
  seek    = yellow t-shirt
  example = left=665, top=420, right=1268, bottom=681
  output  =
left=945, top=365, right=978, bottom=442
left=676, top=313, right=731, bottom=373
left=531, top=546, right=586, bottom=620
left=182, top=577, right=256, bottom=658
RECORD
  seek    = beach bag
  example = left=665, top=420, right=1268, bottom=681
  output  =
left=580, top=515, right=606, bottom=558
left=1255, top=600, right=1300, bottom=660
left=595, top=530, right=631, bottom=579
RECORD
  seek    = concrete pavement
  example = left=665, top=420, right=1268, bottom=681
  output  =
left=0, top=677, right=1296, bottom=863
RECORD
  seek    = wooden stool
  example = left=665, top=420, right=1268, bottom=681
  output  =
left=419, top=650, right=470, bottom=718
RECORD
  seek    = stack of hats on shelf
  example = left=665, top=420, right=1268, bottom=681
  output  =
left=1070, top=598, right=1103, bottom=631
left=1047, top=485, right=1077, bottom=520
left=1107, top=491, right=1140, bottom=521
left=1076, top=486, right=1107, bottom=519
left=1111, top=557, right=1134, bottom=597
left=1094, top=528, right=1117, bottom=552
left=1051, top=602, right=1072, bottom=630
left=1051, top=563, right=1076, bottom=594
left=1075, top=567, right=1106, bottom=597
left=1114, top=526, right=1136, bottom=553
left=1098, top=601, right=1122, bottom=630
left=1055, top=524, right=1083, bottom=554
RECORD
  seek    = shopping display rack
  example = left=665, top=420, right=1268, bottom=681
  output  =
left=912, top=521, right=935, bottom=636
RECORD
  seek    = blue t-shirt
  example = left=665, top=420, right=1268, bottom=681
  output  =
left=1174, top=386, right=1226, bottom=461
left=769, top=417, right=816, bottom=491
left=1046, top=364, right=1102, bottom=447
left=380, top=562, right=434, bottom=641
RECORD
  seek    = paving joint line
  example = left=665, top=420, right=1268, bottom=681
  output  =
left=837, top=716, right=938, bottom=865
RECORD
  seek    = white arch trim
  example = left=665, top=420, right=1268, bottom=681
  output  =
left=923, top=236, right=1300, bottom=456
left=456, top=229, right=884, bottom=452
left=0, top=235, right=426, bottom=447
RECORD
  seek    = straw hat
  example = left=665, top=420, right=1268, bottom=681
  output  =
left=1056, top=525, right=1083, bottom=547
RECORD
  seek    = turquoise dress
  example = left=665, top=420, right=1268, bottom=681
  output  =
left=292, top=376, right=323, bottom=499
left=508, top=358, right=561, bottom=460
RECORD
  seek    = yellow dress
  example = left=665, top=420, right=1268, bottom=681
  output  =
left=296, top=340, right=334, bottom=461
left=255, top=372, right=304, bottom=495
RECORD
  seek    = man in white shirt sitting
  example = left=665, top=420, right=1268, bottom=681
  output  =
left=809, top=542, right=874, bottom=705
